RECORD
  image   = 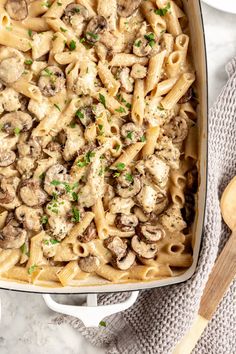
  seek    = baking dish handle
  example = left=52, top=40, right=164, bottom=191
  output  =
left=42, top=291, right=139, bottom=327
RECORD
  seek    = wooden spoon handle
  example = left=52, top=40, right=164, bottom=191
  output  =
left=173, top=230, right=236, bottom=354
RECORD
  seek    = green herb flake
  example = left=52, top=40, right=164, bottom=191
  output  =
left=144, top=33, right=156, bottom=48
left=115, top=144, right=120, bottom=152
left=39, top=172, right=46, bottom=180
left=60, top=27, right=67, bottom=33
left=86, top=32, right=99, bottom=40
left=28, top=264, right=37, bottom=275
left=24, top=59, right=33, bottom=65
left=157, top=105, right=164, bottom=111
left=54, top=103, right=61, bottom=111
left=134, top=40, right=142, bottom=47
left=51, top=180, right=61, bottom=186
left=41, top=215, right=48, bottom=225
left=140, top=135, right=146, bottom=142
left=70, top=122, right=76, bottom=128
left=99, top=93, right=106, bottom=108
left=57, top=1, right=62, bottom=5
left=116, top=163, right=125, bottom=171
left=75, top=110, right=84, bottom=119
left=80, top=37, right=86, bottom=43
left=71, top=207, right=80, bottom=223
left=115, top=106, right=126, bottom=114
left=72, top=192, right=78, bottom=202
left=126, top=131, right=133, bottom=140
left=69, top=40, right=76, bottom=51
left=126, top=102, right=131, bottom=109
left=113, top=171, right=120, bottom=178
left=154, top=2, right=171, bottom=16
left=125, top=173, right=133, bottom=183
left=99, top=321, right=106, bottom=327
left=43, top=68, right=53, bottom=76
left=28, top=29, right=33, bottom=38
left=20, top=243, right=27, bottom=254
left=50, top=239, right=60, bottom=245
left=14, top=127, right=21, bottom=135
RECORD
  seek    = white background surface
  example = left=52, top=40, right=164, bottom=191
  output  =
left=1, top=3, right=236, bottom=354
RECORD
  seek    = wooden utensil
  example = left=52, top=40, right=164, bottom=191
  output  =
left=173, top=176, right=236, bottom=354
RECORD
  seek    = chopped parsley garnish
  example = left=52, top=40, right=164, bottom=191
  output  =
left=134, top=40, right=142, bottom=47
left=44, top=238, right=60, bottom=245
left=20, top=243, right=28, bottom=255
left=86, top=32, right=99, bottom=40
left=28, top=264, right=37, bottom=275
left=51, top=180, right=61, bottom=186
left=72, top=192, right=78, bottom=202
left=70, top=122, right=76, bottom=128
left=41, top=215, right=48, bottom=225
left=75, top=110, right=84, bottom=119
left=54, top=104, right=61, bottom=111
left=116, top=94, right=131, bottom=110
left=43, top=68, right=53, bottom=76
left=77, top=151, right=95, bottom=167
left=157, top=105, right=164, bottom=111
left=74, top=7, right=80, bottom=12
left=115, top=106, right=126, bottom=114
left=99, top=93, right=106, bottom=108
left=28, top=29, right=33, bottom=38
left=115, top=144, right=120, bottom=152
left=99, top=321, right=106, bottom=327
left=80, top=37, right=86, bottom=43
left=144, top=33, right=155, bottom=48
left=116, top=163, right=126, bottom=171
left=24, top=59, right=33, bottom=65
left=154, top=2, right=171, bottom=16
left=126, top=131, right=133, bottom=140
left=125, top=173, right=133, bottom=183
left=14, top=127, right=21, bottom=135
left=140, top=135, right=146, bottom=142
left=60, top=27, right=67, bottom=33
left=69, top=40, right=76, bottom=51
left=71, top=207, right=80, bottom=223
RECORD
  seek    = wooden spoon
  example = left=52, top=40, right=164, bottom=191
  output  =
left=173, top=176, right=236, bottom=354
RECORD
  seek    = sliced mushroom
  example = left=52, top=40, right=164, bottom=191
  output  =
left=0, top=177, right=16, bottom=204
left=115, top=213, right=138, bottom=232
left=163, top=116, right=188, bottom=143
left=44, top=164, right=70, bottom=196
left=117, top=0, right=141, bottom=17
left=77, top=106, right=95, bottom=127
left=0, top=48, right=25, bottom=84
left=5, top=0, right=28, bottom=20
left=85, top=16, right=107, bottom=43
left=116, top=174, right=141, bottom=198
left=62, top=3, right=89, bottom=36
left=15, top=205, right=43, bottom=232
left=121, top=122, right=143, bottom=146
left=178, top=87, right=193, bottom=104
left=0, top=149, right=16, bottom=167
left=109, top=197, right=135, bottom=215
left=38, top=66, right=66, bottom=97
left=186, top=167, right=198, bottom=193
left=19, top=179, right=47, bottom=207
left=0, top=218, right=27, bottom=249
left=78, top=221, right=97, bottom=243
left=136, top=223, right=165, bottom=243
left=104, top=236, right=127, bottom=259
left=18, top=137, right=42, bottom=159
left=0, top=111, right=33, bottom=135
left=78, top=255, right=100, bottom=273
left=114, top=250, right=136, bottom=270
left=133, top=36, right=153, bottom=57
left=131, top=235, right=158, bottom=259
left=119, top=68, right=134, bottom=93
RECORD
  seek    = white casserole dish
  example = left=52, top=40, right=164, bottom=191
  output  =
left=0, top=0, right=208, bottom=325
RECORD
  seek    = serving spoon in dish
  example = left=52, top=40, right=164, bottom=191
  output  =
left=173, top=176, right=236, bottom=354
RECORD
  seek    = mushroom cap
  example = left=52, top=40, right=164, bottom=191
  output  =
left=114, top=250, right=136, bottom=270
left=131, top=235, right=158, bottom=259
left=116, top=174, right=142, bottom=198
left=0, top=219, right=27, bottom=249
left=38, top=66, right=66, bottom=97
left=44, top=163, right=70, bottom=196
left=15, top=205, right=43, bottom=232
left=85, top=15, right=107, bottom=43
left=77, top=221, right=97, bottom=243
left=115, top=213, right=138, bottom=232
left=0, top=48, right=25, bottom=84
left=5, top=0, right=28, bottom=21
left=136, top=223, right=165, bottom=243
left=117, top=0, right=141, bottom=17
left=104, top=236, right=127, bottom=260
left=178, top=87, right=193, bottom=104
left=19, top=179, right=47, bottom=207
left=0, top=149, right=16, bottom=167
left=78, top=255, right=100, bottom=273
left=62, top=3, right=89, bottom=25
left=0, top=177, right=16, bottom=204
left=133, top=35, right=153, bottom=57
left=0, top=111, right=33, bottom=135
left=163, top=116, right=188, bottom=143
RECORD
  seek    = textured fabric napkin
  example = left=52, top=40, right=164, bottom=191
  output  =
left=55, top=59, right=236, bottom=354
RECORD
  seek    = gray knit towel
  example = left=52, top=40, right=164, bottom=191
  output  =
left=55, top=58, right=236, bottom=354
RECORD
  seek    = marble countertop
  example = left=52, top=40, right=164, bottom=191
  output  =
left=1, top=3, right=236, bottom=354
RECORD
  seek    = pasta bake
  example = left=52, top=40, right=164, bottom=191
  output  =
left=0, top=0, right=198, bottom=287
